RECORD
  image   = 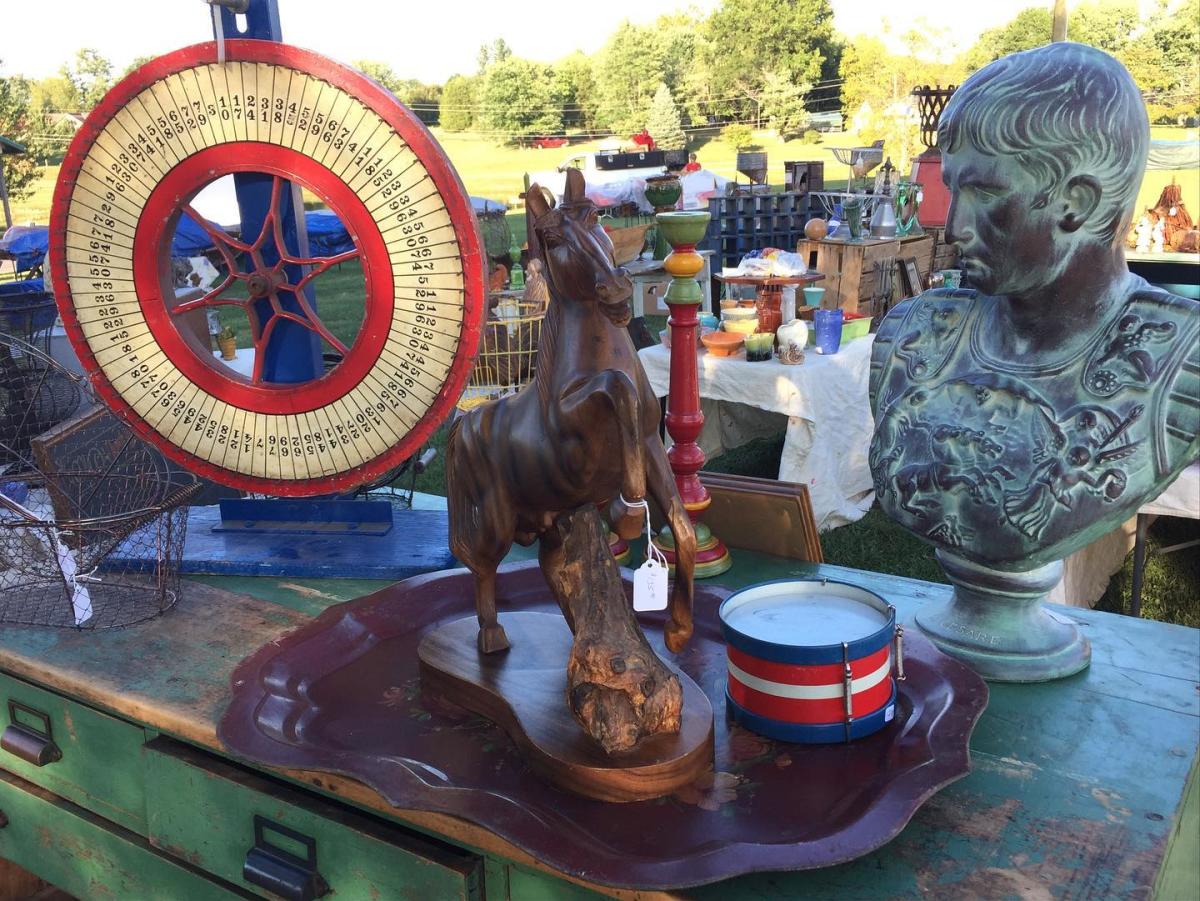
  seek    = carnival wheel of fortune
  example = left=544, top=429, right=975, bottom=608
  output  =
left=49, top=40, right=485, bottom=496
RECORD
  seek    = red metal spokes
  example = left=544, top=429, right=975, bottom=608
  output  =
left=171, top=175, right=364, bottom=386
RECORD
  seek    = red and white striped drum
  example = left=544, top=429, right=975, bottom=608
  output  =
left=719, top=579, right=905, bottom=743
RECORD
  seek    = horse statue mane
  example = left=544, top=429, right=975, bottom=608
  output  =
left=445, top=168, right=698, bottom=754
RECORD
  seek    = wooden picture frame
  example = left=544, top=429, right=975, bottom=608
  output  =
left=901, top=256, right=924, bottom=298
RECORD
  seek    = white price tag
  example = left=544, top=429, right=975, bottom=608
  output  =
left=633, top=558, right=669, bottom=612
left=52, top=532, right=93, bottom=625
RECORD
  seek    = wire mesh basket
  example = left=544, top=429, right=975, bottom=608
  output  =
left=0, top=335, right=200, bottom=629
left=0, top=332, right=83, bottom=469
left=458, top=298, right=546, bottom=411
left=459, top=261, right=550, bottom=412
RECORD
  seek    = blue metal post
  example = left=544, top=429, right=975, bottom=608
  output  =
left=212, top=0, right=322, bottom=383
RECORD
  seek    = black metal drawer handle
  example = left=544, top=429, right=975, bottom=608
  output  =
left=0, top=700, right=61, bottom=766
left=243, top=815, right=329, bottom=901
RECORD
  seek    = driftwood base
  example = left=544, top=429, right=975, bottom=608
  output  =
left=419, top=612, right=714, bottom=802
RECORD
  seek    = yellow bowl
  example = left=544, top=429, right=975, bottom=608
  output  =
left=723, top=318, right=759, bottom=336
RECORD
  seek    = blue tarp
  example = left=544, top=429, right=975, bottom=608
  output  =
left=471, top=196, right=508, bottom=215
left=304, top=210, right=355, bottom=257
left=0, top=214, right=226, bottom=271
left=172, top=212, right=220, bottom=257
left=0, top=226, right=49, bottom=272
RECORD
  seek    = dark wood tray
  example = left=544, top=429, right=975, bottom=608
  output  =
left=219, top=561, right=987, bottom=890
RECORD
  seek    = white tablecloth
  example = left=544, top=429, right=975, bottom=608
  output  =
left=1049, top=462, right=1199, bottom=607
left=637, top=336, right=876, bottom=530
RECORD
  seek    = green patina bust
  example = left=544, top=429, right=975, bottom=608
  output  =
left=869, top=43, right=1199, bottom=681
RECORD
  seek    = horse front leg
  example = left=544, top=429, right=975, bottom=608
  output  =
left=558, top=370, right=646, bottom=541
left=644, top=438, right=695, bottom=653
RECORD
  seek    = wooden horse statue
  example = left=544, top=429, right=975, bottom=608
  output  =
left=446, top=168, right=698, bottom=754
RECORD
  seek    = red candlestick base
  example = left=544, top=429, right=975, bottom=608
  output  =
left=650, top=211, right=731, bottom=578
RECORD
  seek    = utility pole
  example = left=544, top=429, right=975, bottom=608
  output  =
left=1052, top=0, right=1069, bottom=41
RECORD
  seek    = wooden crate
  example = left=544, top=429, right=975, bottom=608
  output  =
left=926, top=226, right=960, bottom=272
left=796, top=236, right=899, bottom=314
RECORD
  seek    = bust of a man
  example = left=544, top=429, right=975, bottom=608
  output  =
left=870, top=42, right=1198, bottom=573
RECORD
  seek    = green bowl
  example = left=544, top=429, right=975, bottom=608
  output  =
left=655, top=210, right=711, bottom=247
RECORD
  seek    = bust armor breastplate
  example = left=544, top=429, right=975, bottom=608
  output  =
left=869, top=284, right=1200, bottom=570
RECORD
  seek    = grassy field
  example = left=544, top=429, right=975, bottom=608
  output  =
left=11, top=124, right=1197, bottom=225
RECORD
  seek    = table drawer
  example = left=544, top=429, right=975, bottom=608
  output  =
left=0, top=768, right=247, bottom=899
left=145, top=738, right=483, bottom=901
left=0, top=669, right=147, bottom=831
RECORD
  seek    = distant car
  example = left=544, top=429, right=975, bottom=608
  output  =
left=531, top=136, right=568, bottom=149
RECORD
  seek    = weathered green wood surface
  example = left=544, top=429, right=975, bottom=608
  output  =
left=0, top=550, right=1194, bottom=899
left=143, top=738, right=483, bottom=901
left=0, top=669, right=149, bottom=833
left=0, top=769, right=249, bottom=899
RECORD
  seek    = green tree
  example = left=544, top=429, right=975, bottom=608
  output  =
left=1120, top=4, right=1200, bottom=121
left=354, top=63, right=440, bottom=124
left=720, top=123, right=754, bottom=150
left=355, top=60, right=403, bottom=94
left=477, top=57, right=561, bottom=143
left=399, top=80, right=442, bottom=125
left=655, top=11, right=701, bottom=103
left=477, top=38, right=512, bottom=74
left=552, top=52, right=598, bottom=132
left=122, top=55, right=156, bottom=77
left=439, top=75, right=475, bottom=132
left=61, top=48, right=113, bottom=111
left=699, top=0, right=839, bottom=124
left=30, top=75, right=77, bottom=113
left=0, top=71, right=39, bottom=204
left=1071, top=0, right=1141, bottom=53
left=963, top=7, right=1052, bottom=70
left=840, top=32, right=962, bottom=121
left=595, top=21, right=665, bottom=134
left=646, top=83, right=686, bottom=150
left=761, top=72, right=810, bottom=139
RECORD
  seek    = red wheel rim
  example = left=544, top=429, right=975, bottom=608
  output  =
left=133, top=143, right=392, bottom=414
left=49, top=40, right=485, bottom=496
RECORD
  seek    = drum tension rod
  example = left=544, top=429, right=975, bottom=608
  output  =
left=888, top=604, right=906, bottom=682
left=842, top=641, right=853, bottom=743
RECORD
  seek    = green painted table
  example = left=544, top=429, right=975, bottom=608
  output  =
left=0, top=549, right=1195, bottom=899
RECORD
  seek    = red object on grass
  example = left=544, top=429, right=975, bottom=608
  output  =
left=630, top=129, right=657, bottom=151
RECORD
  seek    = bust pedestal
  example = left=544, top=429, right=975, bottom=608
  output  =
left=917, top=553, right=1090, bottom=682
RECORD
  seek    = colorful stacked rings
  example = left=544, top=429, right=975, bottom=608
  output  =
left=719, top=579, right=904, bottom=743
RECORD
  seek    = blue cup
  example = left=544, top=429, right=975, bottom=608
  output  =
left=813, top=309, right=843, bottom=355
left=802, top=286, right=825, bottom=307
left=698, top=313, right=719, bottom=330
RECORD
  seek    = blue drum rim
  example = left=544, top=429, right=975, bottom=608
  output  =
left=719, top=578, right=896, bottom=665
left=726, top=682, right=899, bottom=744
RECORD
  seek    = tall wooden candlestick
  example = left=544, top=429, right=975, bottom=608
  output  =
left=652, top=211, right=731, bottom=578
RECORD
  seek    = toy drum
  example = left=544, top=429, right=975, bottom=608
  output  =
left=719, top=579, right=905, bottom=743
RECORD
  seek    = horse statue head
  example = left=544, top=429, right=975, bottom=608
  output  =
left=525, top=169, right=634, bottom=327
